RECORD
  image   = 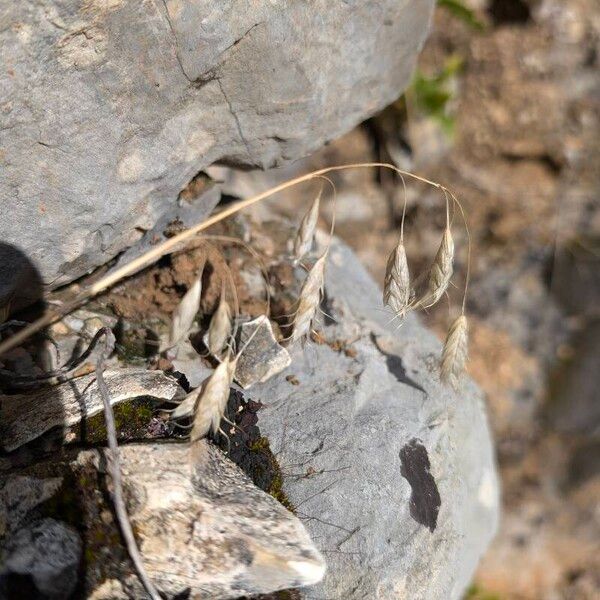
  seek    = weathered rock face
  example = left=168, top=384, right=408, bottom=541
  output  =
left=0, top=368, right=185, bottom=452
left=244, top=235, right=500, bottom=599
left=0, top=518, right=82, bottom=599
left=0, top=444, right=325, bottom=599
left=0, top=0, right=435, bottom=296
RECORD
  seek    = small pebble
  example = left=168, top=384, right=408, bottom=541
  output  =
left=286, top=374, right=300, bottom=386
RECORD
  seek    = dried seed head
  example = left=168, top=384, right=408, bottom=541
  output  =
left=293, top=190, right=321, bottom=261
left=420, top=225, right=454, bottom=309
left=291, top=253, right=327, bottom=342
left=208, top=294, right=232, bottom=357
left=169, top=385, right=203, bottom=422
left=169, top=275, right=202, bottom=347
left=191, top=354, right=237, bottom=441
left=440, top=314, right=468, bottom=389
left=383, top=238, right=411, bottom=319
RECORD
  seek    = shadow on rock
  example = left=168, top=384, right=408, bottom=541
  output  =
left=0, top=242, right=81, bottom=600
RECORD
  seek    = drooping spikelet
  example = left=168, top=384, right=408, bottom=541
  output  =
left=207, top=292, right=232, bottom=357
left=169, top=274, right=202, bottom=347
left=293, top=189, right=321, bottom=261
left=291, top=252, right=327, bottom=343
left=383, top=238, right=411, bottom=319
left=440, top=314, right=468, bottom=389
left=420, top=225, right=454, bottom=309
left=190, top=353, right=237, bottom=441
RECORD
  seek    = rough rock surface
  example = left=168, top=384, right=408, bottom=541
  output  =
left=234, top=317, right=292, bottom=389
left=0, top=0, right=435, bottom=294
left=0, top=476, right=63, bottom=538
left=244, top=235, right=500, bottom=599
left=0, top=518, right=82, bottom=599
left=0, top=443, right=325, bottom=599
left=0, top=368, right=185, bottom=452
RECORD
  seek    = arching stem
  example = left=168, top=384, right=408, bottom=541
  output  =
left=0, top=163, right=455, bottom=356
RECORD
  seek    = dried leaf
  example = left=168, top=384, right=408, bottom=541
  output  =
left=440, top=314, right=468, bottom=388
left=169, top=275, right=202, bottom=347
left=293, top=190, right=321, bottom=261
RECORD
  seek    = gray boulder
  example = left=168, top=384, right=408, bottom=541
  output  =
left=245, top=235, right=500, bottom=599
left=0, top=0, right=435, bottom=298
left=0, top=518, right=82, bottom=599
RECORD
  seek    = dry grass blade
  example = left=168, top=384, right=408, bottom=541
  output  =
left=208, top=292, right=232, bottom=357
left=420, top=225, right=454, bottom=309
left=94, top=328, right=161, bottom=600
left=0, top=162, right=448, bottom=358
left=383, top=238, right=411, bottom=319
left=440, top=314, right=468, bottom=389
left=291, top=252, right=327, bottom=343
left=293, top=187, right=322, bottom=261
left=190, top=354, right=237, bottom=441
left=169, top=273, right=202, bottom=347
left=169, top=385, right=203, bottom=421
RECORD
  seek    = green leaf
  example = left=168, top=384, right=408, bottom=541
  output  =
left=438, top=0, right=486, bottom=31
left=409, top=56, right=465, bottom=139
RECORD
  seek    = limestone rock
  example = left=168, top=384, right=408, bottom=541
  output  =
left=0, top=368, right=185, bottom=451
left=234, top=317, right=291, bottom=388
left=0, top=476, right=63, bottom=538
left=0, top=518, right=82, bottom=599
left=0, top=0, right=435, bottom=295
left=0, top=442, right=326, bottom=599
left=170, top=338, right=214, bottom=389
left=242, top=236, right=500, bottom=599
left=93, top=442, right=325, bottom=598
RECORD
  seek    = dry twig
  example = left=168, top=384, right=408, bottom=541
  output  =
left=94, top=327, right=161, bottom=600
left=0, top=163, right=462, bottom=363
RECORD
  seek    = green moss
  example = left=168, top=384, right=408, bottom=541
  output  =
left=84, top=546, right=96, bottom=565
left=72, top=398, right=155, bottom=444
left=248, top=436, right=295, bottom=512
left=268, top=471, right=295, bottom=513
left=249, top=436, right=271, bottom=452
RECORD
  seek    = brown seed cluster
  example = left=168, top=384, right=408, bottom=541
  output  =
left=381, top=193, right=469, bottom=387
